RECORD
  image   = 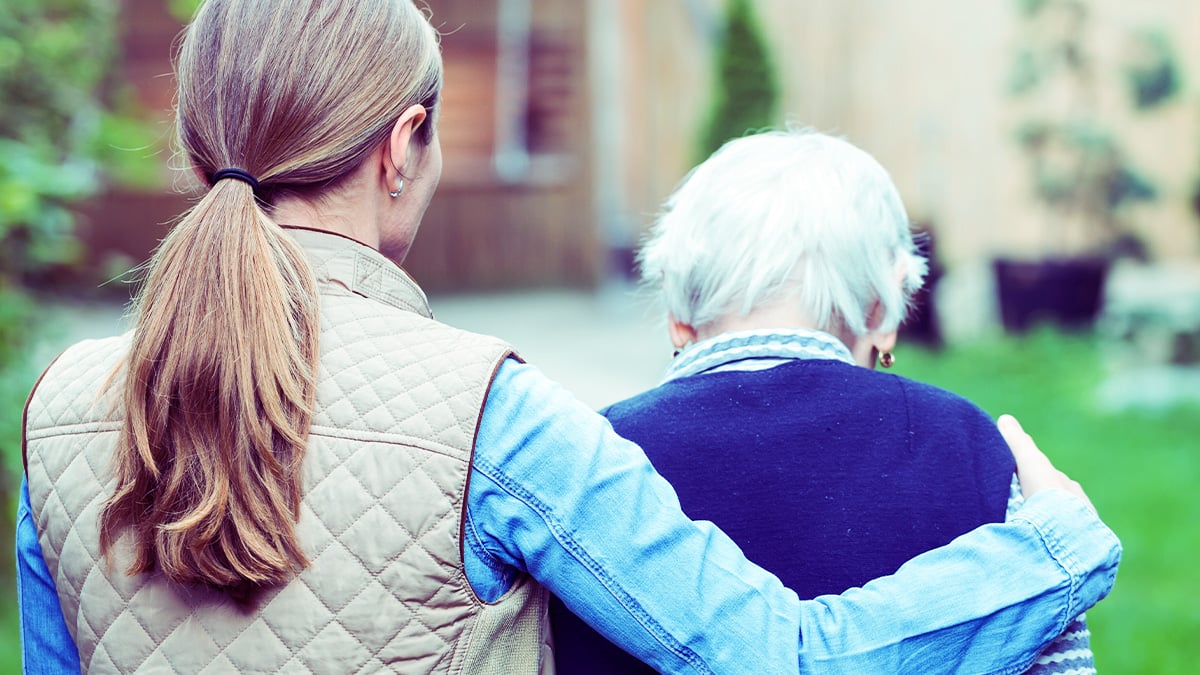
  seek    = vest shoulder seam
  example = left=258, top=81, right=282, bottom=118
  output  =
left=307, top=424, right=471, bottom=462
left=25, top=420, right=121, bottom=440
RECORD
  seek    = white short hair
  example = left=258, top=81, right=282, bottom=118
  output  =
left=639, top=128, right=928, bottom=337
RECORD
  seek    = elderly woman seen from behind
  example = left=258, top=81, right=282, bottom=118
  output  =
left=552, top=129, right=1099, bottom=674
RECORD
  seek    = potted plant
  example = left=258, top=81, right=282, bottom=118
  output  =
left=997, top=0, right=1170, bottom=332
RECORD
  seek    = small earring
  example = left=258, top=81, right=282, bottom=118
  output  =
left=879, top=351, right=895, bottom=368
left=389, top=179, right=404, bottom=198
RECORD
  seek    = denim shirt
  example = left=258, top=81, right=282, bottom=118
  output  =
left=18, top=357, right=1120, bottom=674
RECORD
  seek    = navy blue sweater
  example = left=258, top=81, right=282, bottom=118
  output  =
left=551, top=359, right=1015, bottom=674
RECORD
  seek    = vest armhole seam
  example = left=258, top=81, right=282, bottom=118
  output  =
left=450, top=341, right=506, bottom=675
left=460, top=347, right=519, bottom=606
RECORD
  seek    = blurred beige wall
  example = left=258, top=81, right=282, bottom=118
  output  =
left=610, top=0, right=1200, bottom=267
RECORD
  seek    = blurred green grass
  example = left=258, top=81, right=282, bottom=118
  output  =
left=895, top=328, right=1200, bottom=674
left=1, top=326, right=1195, bottom=672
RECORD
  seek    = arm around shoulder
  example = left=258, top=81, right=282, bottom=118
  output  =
left=794, top=489, right=1118, bottom=673
left=473, top=361, right=1120, bottom=673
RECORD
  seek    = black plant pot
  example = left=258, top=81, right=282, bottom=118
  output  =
left=993, top=257, right=1110, bottom=333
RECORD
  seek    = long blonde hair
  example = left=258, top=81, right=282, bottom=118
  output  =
left=99, top=0, right=442, bottom=596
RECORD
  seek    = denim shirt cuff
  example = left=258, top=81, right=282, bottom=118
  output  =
left=1007, top=489, right=1122, bottom=622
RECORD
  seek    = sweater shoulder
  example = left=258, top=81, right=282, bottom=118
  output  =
left=603, top=360, right=1007, bottom=460
left=883, top=370, right=994, bottom=423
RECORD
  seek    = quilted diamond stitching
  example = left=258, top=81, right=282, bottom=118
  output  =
left=265, top=437, right=445, bottom=663
left=220, top=612, right=298, bottom=673
left=289, top=618, right=374, bottom=673
left=287, top=439, right=462, bottom=663
left=25, top=233, right=519, bottom=673
left=93, top=608, right=158, bottom=673
left=25, top=336, right=126, bottom=432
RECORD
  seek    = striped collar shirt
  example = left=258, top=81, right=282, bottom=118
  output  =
left=662, top=327, right=855, bottom=384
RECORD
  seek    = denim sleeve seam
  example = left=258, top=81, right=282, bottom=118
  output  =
left=982, top=511, right=1079, bottom=675
left=472, top=456, right=712, bottom=675
left=1008, top=512, right=1077, bottom=636
left=463, top=505, right=507, bottom=574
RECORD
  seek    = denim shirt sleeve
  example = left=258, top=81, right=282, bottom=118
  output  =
left=16, top=478, right=81, bottom=674
left=467, top=358, right=1121, bottom=674
left=1006, top=476, right=1097, bottom=673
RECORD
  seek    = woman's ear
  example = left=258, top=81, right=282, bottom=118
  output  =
left=866, top=300, right=898, bottom=353
left=668, top=315, right=698, bottom=350
left=383, top=104, right=428, bottom=187
left=849, top=300, right=899, bottom=369
left=874, top=327, right=898, bottom=356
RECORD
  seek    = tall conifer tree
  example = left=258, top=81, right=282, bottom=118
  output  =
left=697, top=0, right=780, bottom=162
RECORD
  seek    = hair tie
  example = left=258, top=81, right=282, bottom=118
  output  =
left=211, top=167, right=261, bottom=192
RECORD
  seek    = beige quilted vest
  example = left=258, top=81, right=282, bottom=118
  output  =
left=23, top=228, right=554, bottom=674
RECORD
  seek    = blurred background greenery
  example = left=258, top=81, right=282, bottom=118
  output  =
left=2, top=0, right=1198, bottom=673
left=0, top=0, right=165, bottom=668
left=898, top=331, right=1199, bottom=674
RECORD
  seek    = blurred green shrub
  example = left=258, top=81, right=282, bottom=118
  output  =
left=167, top=0, right=204, bottom=21
left=0, top=284, right=34, bottom=481
left=695, top=0, right=780, bottom=163
left=0, top=0, right=159, bottom=286
left=0, top=0, right=159, bottom=591
left=0, top=282, right=34, bottom=614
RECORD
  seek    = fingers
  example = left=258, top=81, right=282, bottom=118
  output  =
left=998, top=414, right=1049, bottom=496
left=998, top=414, right=1096, bottom=512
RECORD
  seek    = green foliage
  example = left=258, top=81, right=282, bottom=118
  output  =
left=1008, top=0, right=1163, bottom=257
left=167, top=0, right=204, bottom=21
left=0, top=285, right=35, bottom=499
left=1006, top=0, right=1089, bottom=96
left=1014, top=0, right=1051, bottom=18
left=0, top=590, right=18, bottom=674
left=1015, top=119, right=1156, bottom=215
left=0, top=2, right=160, bottom=656
left=695, top=0, right=780, bottom=163
left=0, top=6, right=168, bottom=669
left=0, top=288, right=38, bottom=499
left=1007, top=47, right=1042, bottom=96
left=0, top=0, right=159, bottom=285
left=0, top=284, right=35, bottom=669
left=0, top=0, right=116, bottom=143
left=1125, top=28, right=1180, bottom=111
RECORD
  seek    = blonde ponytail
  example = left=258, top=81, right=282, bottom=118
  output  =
left=101, top=178, right=318, bottom=593
left=98, top=0, right=442, bottom=596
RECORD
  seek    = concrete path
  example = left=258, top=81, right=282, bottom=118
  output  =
left=32, top=283, right=672, bottom=410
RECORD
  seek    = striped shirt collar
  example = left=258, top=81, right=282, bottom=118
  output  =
left=662, top=328, right=856, bottom=384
